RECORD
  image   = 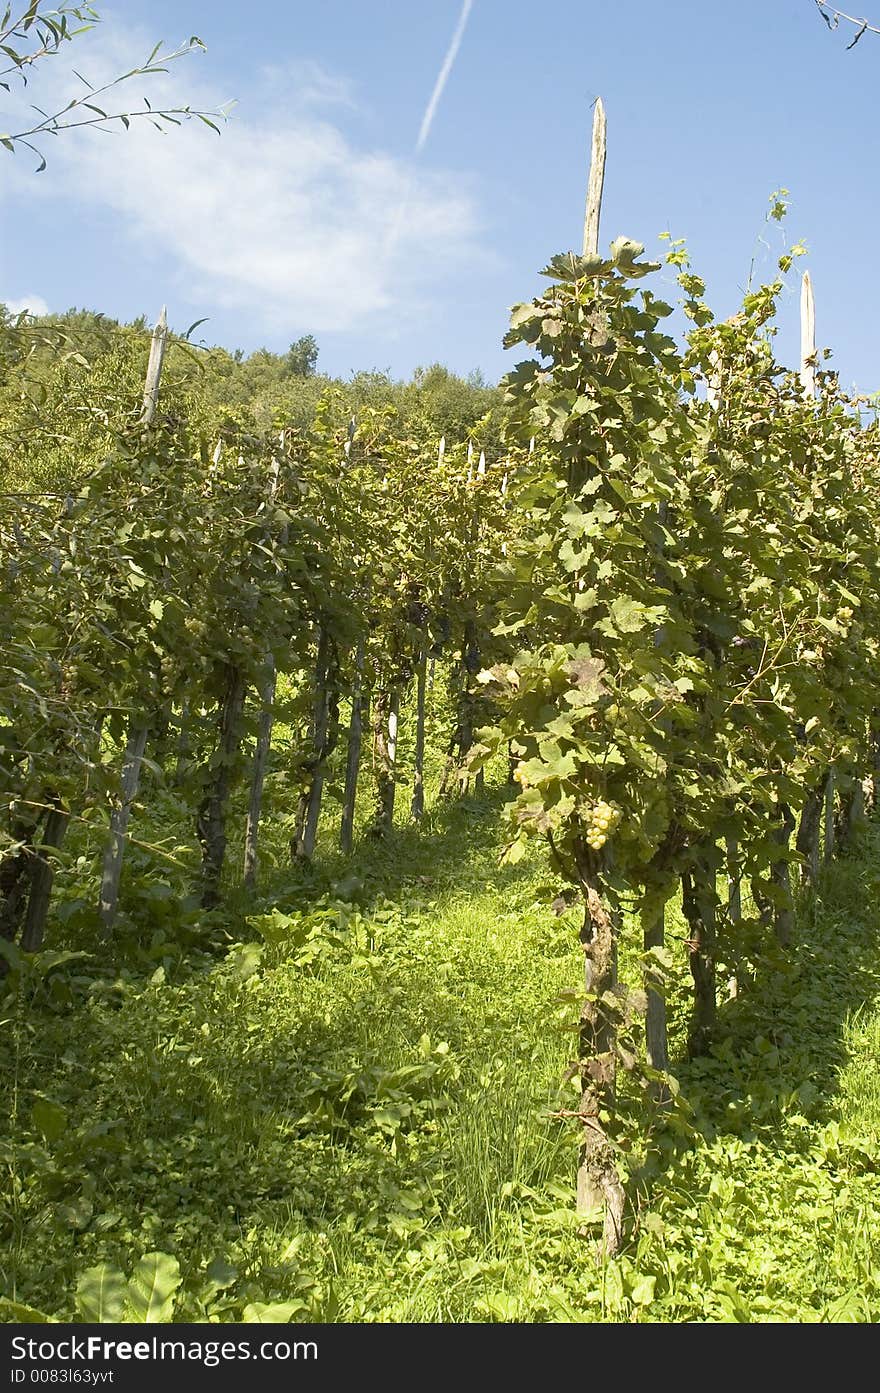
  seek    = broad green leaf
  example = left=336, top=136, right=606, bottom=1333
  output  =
left=629, top=1274, right=656, bottom=1306
left=501, top=837, right=526, bottom=865
left=242, top=1301, right=305, bottom=1323
left=824, top=1291, right=864, bottom=1323
left=0, top=1297, right=55, bottom=1323
left=226, top=942, right=262, bottom=981
left=204, top=1257, right=239, bottom=1292
left=609, top=595, right=649, bottom=633
left=76, top=1263, right=128, bottom=1323
left=126, top=1252, right=181, bottom=1323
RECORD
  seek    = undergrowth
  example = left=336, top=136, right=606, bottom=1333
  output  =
left=2, top=792, right=879, bottom=1322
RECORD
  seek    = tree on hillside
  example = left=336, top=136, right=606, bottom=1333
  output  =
left=284, top=335, right=319, bottom=377
left=401, top=362, right=501, bottom=437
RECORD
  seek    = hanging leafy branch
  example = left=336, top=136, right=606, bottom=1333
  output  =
left=813, top=1, right=880, bottom=47
left=0, top=2, right=100, bottom=82
left=0, top=2, right=232, bottom=169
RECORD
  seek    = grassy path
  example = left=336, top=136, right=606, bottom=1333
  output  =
left=2, top=796, right=880, bottom=1321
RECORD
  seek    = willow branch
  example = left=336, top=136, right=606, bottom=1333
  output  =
left=813, top=1, right=880, bottom=46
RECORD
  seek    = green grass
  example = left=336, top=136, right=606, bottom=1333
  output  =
left=2, top=786, right=880, bottom=1322
left=838, top=1005, right=880, bottom=1137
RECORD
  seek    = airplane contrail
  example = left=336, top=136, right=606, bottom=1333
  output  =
left=381, top=0, right=474, bottom=263
left=415, top=0, right=475, bottom=153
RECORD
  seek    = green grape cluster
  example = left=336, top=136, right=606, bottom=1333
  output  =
left=585, top=800, right=621, bottom=851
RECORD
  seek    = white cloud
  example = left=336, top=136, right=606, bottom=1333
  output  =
left=3, top=295, right=50, bottom=317
left=256, top=59, right=358, bottom=113
left=3, top=29, right=487, bottom=337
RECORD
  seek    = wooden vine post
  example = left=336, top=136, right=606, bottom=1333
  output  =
left=639, top=136, right=672, bottom=1072
left=198, top=663, right=247, bottom=904
left=806, top=272, right=836, bottom=867
left=570, top=96, right=626, bottom=1254
left=99, top=307, right=168, bottom=932
left=457, top=453, right=487, bottom=797
left=411, top=647, right=428, bottom=820
left=340, top=636, right=367, bottom=852
left=796, top=273, right=835, bottom=870
left=197, top=436, right=275, bottom=904
left=20, top=800, right=69, bottom=952
left=372, top=688, right=400, bottom=835
left=643, top=523, right=670, bottom=1074
left=293, top=626, right=338, bottom=860
left=582, top=97, right=606, bottom=257
left=706, top=351, right=744, bottom=934
left=294, top=425, right=357, bottom=861
left=439, top=443, right=482, bottom=800
left=243, top=672, right=276, bottom=888
left=411, top=434, right=445, bottom=823
left=339, top=419, right=368, bottom=854
left=243, top=445, right=283, bottom=889
left=708, top=351, right=744, bottom=932
left=799, top=270, right=816, bottom=400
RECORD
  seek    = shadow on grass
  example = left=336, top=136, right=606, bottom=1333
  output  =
left=244, top=782, right=536, bottom=919
left=639, top=827, right=880, bottom=1196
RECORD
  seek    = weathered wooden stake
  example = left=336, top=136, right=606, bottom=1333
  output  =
left=771, top=806, right=797, bottom=947
left=682, top=856, right=718, bottom=1057
left=411, top=649, right=427, bottom=821
left=642, top=905, right=668, bottom=1073
left=340, top=640, right=366, bottom=854
left=824, top=770, right=836, bottom=864
left=0, top=815, right=42, bottom=946
left=644, top=497, right=673, bottom=1058
left=800, top=271, right=835, bottom=865
left=198, top=664, right=247, bottom=905
left=243, top=662, right=277, bottom=889
left=99, top=307, right=169, bottom=932
left=575, top=864, right=625, bottom=1256
left=21, top=804, right=69, bottom=952
left=582, top=97, right=606, bottom=257
left=572, top=95, right=627, bottom=1257
left=293, top=628, right=336, bottom=861
left=243, top=441, right=285, bottom=887
left=706, top=349, right=722, bottom=412
left=800, top=271, right=816, bottom=400
left=726, top=835, right=742, bottom=921
left=371, top=688, right=400, bottom=835
left=141, top=306, right=168, bottom=423
left=796, top=774, right=826, bottom=886
left=99, top=722, right=148, bottom=928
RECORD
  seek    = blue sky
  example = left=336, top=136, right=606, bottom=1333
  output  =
left=2, top=1, right=878, bottom=390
